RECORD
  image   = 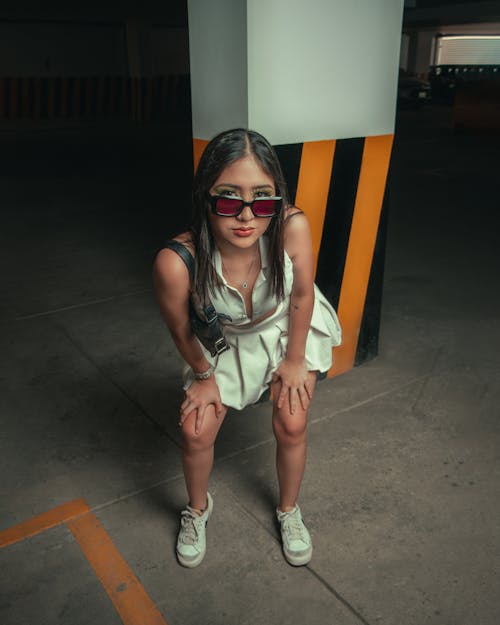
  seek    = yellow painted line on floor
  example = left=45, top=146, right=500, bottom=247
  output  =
left=67, top=511, right=169, bottom=625
left=295, top=140, right=336, bottom=276
left=1, top=499, right=169, bottom=625
left=0, top=498, right=89, bottom=548
left=330, top=133, right=394, bottom=377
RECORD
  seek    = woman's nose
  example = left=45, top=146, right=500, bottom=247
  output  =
left=236, top=203, right=254, bottom=221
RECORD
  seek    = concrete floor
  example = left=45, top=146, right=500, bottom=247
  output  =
left=1, top=107, right=499, bottom=625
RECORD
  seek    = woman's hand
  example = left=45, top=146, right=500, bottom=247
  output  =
left=272, top=358, right=314, bottom=414
left=179, top=376, right=224, bottom=435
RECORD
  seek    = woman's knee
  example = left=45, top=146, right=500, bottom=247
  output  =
left=181, top=423, right=214, bottom=452
left=180, top=406, right=224, bottom=452
left=273, top=408, right=307, bottom=445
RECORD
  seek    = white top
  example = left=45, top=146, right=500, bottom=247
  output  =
left=208, top=235, right=293, bottom=325
left=184, top=236, right=342, bottom=410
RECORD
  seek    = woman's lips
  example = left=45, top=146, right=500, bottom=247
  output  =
left=232, top=228, right=254, bottom=237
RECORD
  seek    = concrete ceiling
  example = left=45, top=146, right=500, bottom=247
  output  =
left=1, top=1, right=499, bottom=32
left=0, top=1, right=188, bottom=25
left=404, top=1, right=500, bottom=28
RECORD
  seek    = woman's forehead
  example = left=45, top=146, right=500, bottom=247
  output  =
left=212, top=155, right=274, bottom=188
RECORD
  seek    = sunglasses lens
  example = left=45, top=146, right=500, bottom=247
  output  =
left=252, top=198, right=280, bottom=217
left=215, top=196, right=241, bottom=216
left=211, top=195, right=281, bottom=217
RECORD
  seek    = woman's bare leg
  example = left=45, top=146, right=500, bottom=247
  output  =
left=180, top=404, right=227, bottom=510
left=271, top=372, right=317, bottom=511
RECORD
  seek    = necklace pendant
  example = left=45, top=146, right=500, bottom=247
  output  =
left=242, top=282, right=248, bottom=289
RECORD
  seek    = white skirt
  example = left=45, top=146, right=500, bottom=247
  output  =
left=183, top=284, right=342, bottom=410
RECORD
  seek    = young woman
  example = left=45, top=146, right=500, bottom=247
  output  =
left=153, top=128, right=340, bottom=568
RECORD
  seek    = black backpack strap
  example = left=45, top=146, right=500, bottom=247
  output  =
left=164, top=240, right=195, bottom=282
left=162, top=240, right=230, bottom=356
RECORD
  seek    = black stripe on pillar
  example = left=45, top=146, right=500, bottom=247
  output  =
left=355, top=176, right=390, bottom=365
left=274, top=143, right=303, bottom=205
left=315, top=137, right=365, bottom=310
left=276, top=136, right=389, bottom=367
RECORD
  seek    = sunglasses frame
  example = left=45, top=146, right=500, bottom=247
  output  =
left=207, top=193, right=283, bottom=218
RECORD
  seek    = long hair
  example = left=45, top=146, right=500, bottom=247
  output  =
left=190, top=128, right=288, bottom=302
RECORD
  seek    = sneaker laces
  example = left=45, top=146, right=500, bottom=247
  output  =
left=178, top=509, right=202, bottom=546
left=281, top=509, right=307, bottom=542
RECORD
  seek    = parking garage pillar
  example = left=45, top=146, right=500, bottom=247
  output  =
left=187, top=0, right=404, bottom=375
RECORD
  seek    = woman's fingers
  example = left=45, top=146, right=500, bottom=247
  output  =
left=179, top=404, right=205, bottom=434
left=280, top=384, right=311, bottom=414
left=288, top=387, right=298, bottom=415
left=215, top=400, right=224, bottom=418
left=180, top=396, right=224, bottom=432
left=180, top=393, right=197, bottom=426
left=277, top=383, right=311, bottom=414
left=179, top=411, right=193, bottom=427
left=287, top=385, right=311, bottom=414
left=179, top=401, right=191, bottom=425
left=195, top=404, right=207, bottom=435
left=305, top=381, right=313, bottom=399
left=277, top=384, right=288, bottom=409
left=297, top=385, right=310, bottom=411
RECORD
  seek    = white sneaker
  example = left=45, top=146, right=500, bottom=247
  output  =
left=176, top=493, right=213, bottom=568
left=276, top=505, right=313, bottom=566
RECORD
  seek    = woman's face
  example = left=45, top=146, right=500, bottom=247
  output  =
left=207, top=155, right=276, bottom=251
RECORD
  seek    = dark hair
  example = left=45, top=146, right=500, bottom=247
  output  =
left=190, top=128, right=288, bottom=302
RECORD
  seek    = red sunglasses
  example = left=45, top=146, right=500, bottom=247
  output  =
left=208, top=194, right=282, bottom=218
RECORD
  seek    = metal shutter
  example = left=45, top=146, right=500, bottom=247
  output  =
left=436, top=36, right=500, bottom=65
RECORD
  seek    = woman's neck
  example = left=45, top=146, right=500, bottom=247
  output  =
left=215, top=237, right=261, bottom=262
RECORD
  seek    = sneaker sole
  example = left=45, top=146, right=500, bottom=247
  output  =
left=284, top=545, right=312, bottom=566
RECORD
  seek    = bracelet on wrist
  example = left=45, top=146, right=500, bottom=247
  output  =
left=193, top=365, right=214, bottom=380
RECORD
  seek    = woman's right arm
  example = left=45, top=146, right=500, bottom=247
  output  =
left=153, top=248, right=224, bottom=432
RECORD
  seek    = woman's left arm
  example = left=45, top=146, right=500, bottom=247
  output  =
left=273, top=210, right=315, bottom=414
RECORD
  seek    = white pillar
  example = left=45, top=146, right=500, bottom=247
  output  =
left=187, top=0, right=404, bottom=375
left=188, top=0, right=404, bottom=144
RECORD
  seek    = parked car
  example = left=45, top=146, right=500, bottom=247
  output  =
left=397, top=71, right=432, bottom=109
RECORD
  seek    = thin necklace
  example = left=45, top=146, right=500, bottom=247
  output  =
left=222, top=253, right=259, bottom=289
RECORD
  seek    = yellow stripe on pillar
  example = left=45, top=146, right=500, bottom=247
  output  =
left=330, top=133, right=394, bottom=377
left=295, top=140, right=336, bottom=275
left=193, top=138, right=209, bottom=172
